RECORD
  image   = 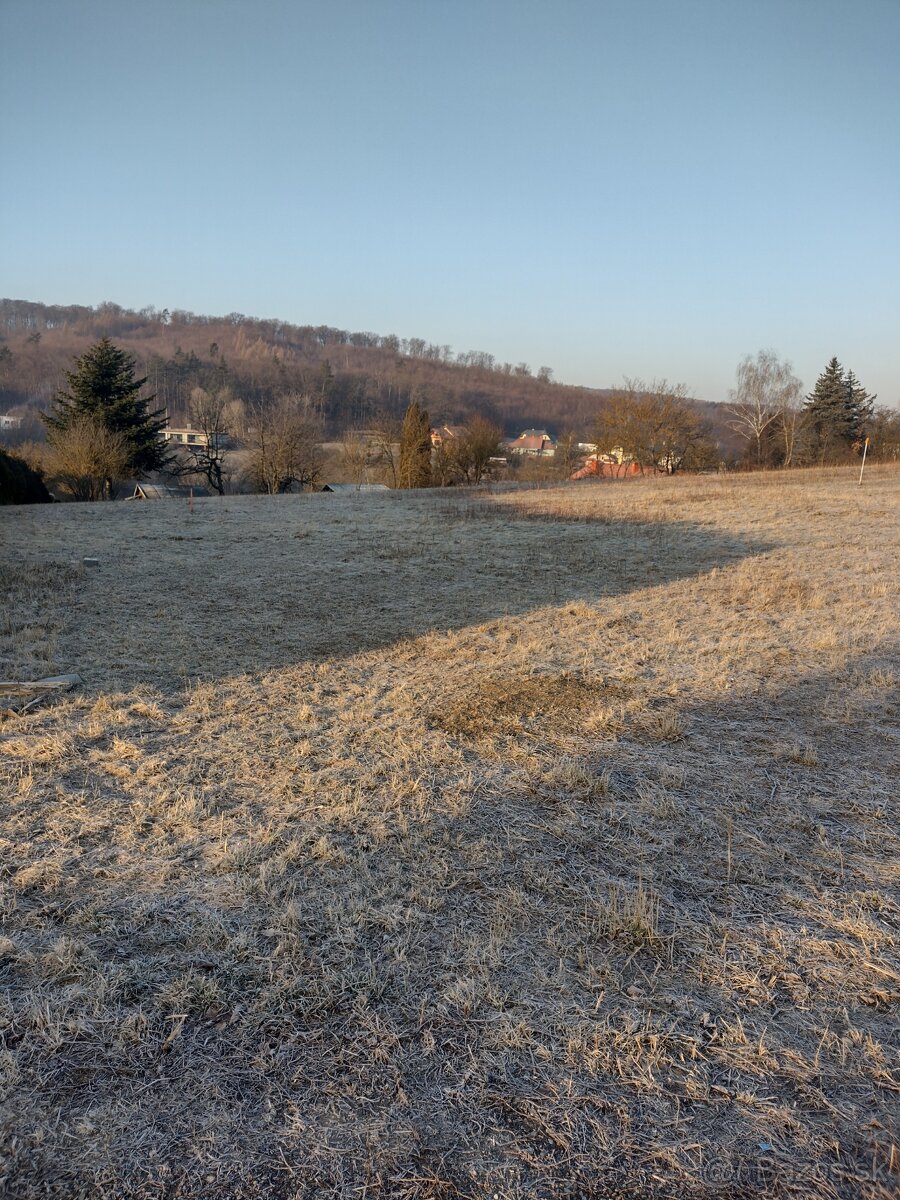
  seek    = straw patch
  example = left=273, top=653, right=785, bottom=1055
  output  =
left=430, top=672, right=610, bottom=739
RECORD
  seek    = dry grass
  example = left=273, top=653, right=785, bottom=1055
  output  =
left=0, top=465, right=898, bottom=1198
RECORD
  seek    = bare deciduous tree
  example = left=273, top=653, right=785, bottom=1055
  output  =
left=174, top=387, right=234, bottom=494
left=47, top=415, right=130, bottom=500
left=368, top=412, right=403, bottom=487
left=553, top=431, right=583, bottom=479
left=778, top=400, right=807, bottom=469
left=867, top=406, right=900, bottom=462
left=596, top=379, right=715, bottom=474
left=248, top=394, right=324, bottom=494
left=727, top=351, right=802, bottom=468
left=431, top=437, right=457, bottom=487
left=339, top=430, right=377, bottom=486
left=452, top=417, right=503, bottom=485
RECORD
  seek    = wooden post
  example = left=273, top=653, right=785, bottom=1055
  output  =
left=858, top=437, right=870, bottom=486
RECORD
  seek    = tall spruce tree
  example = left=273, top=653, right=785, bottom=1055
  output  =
left=844, top=369, right=875, bottom=436
left=398, top=400, right=433, bottom=488
left=802, top=357, right=875, bottom=461
left=43, top=338, right=169, bottom=494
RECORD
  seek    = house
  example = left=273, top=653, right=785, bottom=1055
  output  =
left=430, top=424, right=467, bottom=447
left=128, top=483, right=211, bottom=500
left=570, top=456, right=642, bottom=480
left=162, top=425, right=232, bottom=450
left=504, top=429, right=556, bottom=457
left=0, top=414, right=22, bottom=430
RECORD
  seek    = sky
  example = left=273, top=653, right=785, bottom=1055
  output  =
left=2, top=0, right=898, bottom=404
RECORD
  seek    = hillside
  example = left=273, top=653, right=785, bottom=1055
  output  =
left=0, top=299, right=733, bottom=448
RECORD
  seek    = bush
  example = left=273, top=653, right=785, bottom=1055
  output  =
left=0, top=447, right=52, bottom=504
left=46, top=414, right=130, bottom=501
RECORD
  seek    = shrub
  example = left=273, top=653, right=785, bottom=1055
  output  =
left=0, top=447, right=52, bottom=504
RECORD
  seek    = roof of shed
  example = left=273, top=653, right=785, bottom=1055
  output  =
left=131, top=483, right=211, bottom=499
left=321, top=483, right=390, bottom=492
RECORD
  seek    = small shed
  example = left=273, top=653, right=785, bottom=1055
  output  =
left=321, top=483, right=389, bottom=493
left=128, top=483, right=211, bottom=500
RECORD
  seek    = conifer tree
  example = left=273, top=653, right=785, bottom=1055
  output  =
left=43, top=338, right=169, bottom=494
left=398, top=399, right=433, bottom=488
left=843, top=369, right=875, bottom=437
left=802, top=357, right=875, bottom=461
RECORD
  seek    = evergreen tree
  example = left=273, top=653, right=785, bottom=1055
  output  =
left=397, top=399, right=433, bottom=488
left=43, top=338, right=169, bottom=492
left=802, top=357, right=875, bottom=461
left=843, top=369, right=875, bottom=438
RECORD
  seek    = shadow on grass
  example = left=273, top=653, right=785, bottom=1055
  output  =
left=1, top=651, right=896, bottom=1198
left=6, top=488, right=776, bottom=691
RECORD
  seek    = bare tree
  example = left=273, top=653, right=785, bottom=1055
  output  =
left=778, top=400, right=807, bottom=468
left=431, top=437, right=457, bottom=487
left=554, top=430, right=583, bottom=478
left=727, top=351, right=802, bottom=468
left=595, top=383, right=647, bottom=467
left=222, top=395, right=248, bottom=442
left=651, top=385, right=716, bottom=474
left=452, top=417, right=503, bottom=484
left=248, top=394, right=324, bottom=494
left=368, top=411, right=403, bottom=487
left=175, top=387, right=234, bottom=494
left=596, top=379, right=714, bottom=474
left=339, top=430, right=372, bottom=486
left=47, top=414, right=130, bottom=500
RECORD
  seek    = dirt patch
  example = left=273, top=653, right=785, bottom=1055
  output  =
left=431, top=672, right=629, bottom=739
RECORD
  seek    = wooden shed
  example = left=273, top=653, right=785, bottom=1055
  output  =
left=128, top=483, right=211, bottom=500
left=321, top=483, right=389, bottom=493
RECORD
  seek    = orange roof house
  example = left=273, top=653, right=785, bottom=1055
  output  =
left=505, top=429, right=556, bottom=456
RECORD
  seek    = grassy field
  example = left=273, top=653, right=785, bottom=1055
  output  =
left=1, top=467, right=898, bottom=1199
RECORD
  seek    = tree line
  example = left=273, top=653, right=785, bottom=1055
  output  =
left=0, top=299, right=578, bottom=438
left=724, top=351, right=889, bottom=468
left=592, top=353, right=895, bottom=474
left=20, top=339, right=325, bottom=498
left=0, top=298, right=552, bottom=379
left=11, top=337, right=509, bottom=500
left=1, top=310, right=897, bottom=503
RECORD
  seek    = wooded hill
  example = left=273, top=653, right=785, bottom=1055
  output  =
left=0, top=298, right=729, bottom=444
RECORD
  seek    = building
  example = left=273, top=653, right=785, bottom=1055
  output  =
left=570, top=456, right=642, bottom=480
left=504, top=429, right=556, bottom=457
left=430, top=424, right=467, bottom=447
left=162, top=425, right=232, bottom=450
left=321, top=483, right=389, bottom=493
left=128, top=483, right=211, bottom=500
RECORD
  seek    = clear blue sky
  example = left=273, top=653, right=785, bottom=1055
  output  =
left=2, top=0, right=898, bottom=404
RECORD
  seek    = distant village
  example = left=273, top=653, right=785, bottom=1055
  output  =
left=0, top=405, right=655, bottom=501
left=156, top=419, right=638, bottom=493
left=431, top=425, right=639, bottom=479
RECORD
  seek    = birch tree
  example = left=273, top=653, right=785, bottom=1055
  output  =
left=727, top=351, right=802, bottom=467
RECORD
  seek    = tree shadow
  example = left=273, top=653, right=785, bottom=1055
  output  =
left=16, top=488, right=780, bottom=692
left=1, top=641, right=896, bottom=1197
